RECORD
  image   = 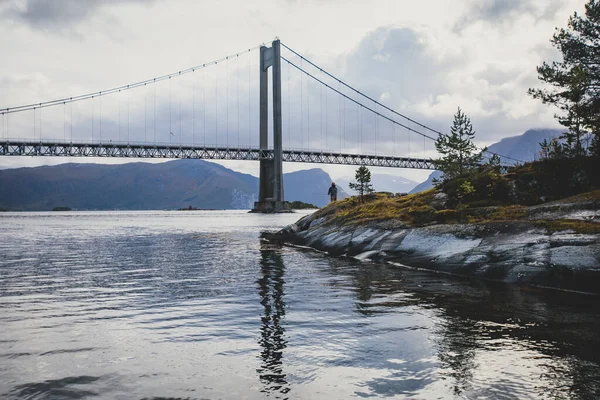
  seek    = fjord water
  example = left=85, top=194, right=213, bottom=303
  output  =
left=1, top=211, right=600, bottom=399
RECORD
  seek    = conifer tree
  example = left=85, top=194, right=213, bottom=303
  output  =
left=349, top=165, right=374, bottom=202
left=434, top=107, right=483, bottom=182
left=528, top=0, right=600, bottom=157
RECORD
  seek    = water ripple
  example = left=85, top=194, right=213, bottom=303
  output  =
left=1, top=211, right=600, bottom=399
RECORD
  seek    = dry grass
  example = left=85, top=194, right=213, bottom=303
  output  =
left=548, top=189, right=600, bottom=204
left=536, top=219, right=600, bottom=234
left=489, top=205, right=528, bottom=221
left=314, top=189, right=600, bottom=233
left=322, top=190, right=440, bottom=226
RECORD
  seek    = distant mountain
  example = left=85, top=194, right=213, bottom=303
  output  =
left=0, top=160, right=342, bottom=211
left=285, top=168, right=348, bottom=206
left=409, top=128, right=563, bottom=194
left=409, top=170, right=443, bottom=194
left=338, top=173, right=418, bottom=195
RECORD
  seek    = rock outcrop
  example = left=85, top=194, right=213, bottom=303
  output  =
left=271, top=196, right=600, bottom=294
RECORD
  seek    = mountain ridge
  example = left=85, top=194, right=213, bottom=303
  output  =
left=410, top=128, right=563, bottom=194
left=0, top=160, right=344, bottom=211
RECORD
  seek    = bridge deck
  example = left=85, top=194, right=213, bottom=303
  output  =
left=0, top=140, right=436, bottom=169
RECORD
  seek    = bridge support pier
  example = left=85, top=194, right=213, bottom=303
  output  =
left=252, top=39, right=291, bottom=213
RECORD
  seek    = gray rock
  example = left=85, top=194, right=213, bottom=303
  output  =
left=271, top=197, right=600, bottom=293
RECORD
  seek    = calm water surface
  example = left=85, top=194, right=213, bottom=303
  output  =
left=1, top=210, right=600, bottom=399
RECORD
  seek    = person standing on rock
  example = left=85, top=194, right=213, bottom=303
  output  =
left=328, top=182, right=338, bottom=203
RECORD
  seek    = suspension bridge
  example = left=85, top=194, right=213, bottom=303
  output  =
left=0, top=39, right=512, bottom=212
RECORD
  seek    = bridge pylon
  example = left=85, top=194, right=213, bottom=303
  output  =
left=252, top=39, right=291, bottom=213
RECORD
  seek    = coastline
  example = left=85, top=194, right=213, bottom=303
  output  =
left=269, top=193, right=600, bottom=294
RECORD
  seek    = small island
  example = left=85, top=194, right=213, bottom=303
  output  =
left=52, top=206, right=72, bottom=211
left=286, top=200, right=318, bottom=210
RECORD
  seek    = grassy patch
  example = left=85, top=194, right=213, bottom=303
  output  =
left=548, top=190, right=600, bottom=204
left=312, top=188, right=599, bottom=231
left=536, top=219, right=600, bottom=234
left=489, top=205, right=528, bottom=221
left=321, top=190, right=439, bottom=226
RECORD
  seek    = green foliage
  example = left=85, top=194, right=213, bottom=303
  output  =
left=460, top=181, right=475, bottom=197
left=510, top=157, right=599, bottom=204
left=434, top=107, right=484, bottom=183
left=529, top=0, right=600, bottom=157
left=486, top=154, right=501, bottom=167
left=52, top=206, right=72, bottom=211
left=590, top=134, right=600, bottom=158
left=349, top=165, right=374, bottom=202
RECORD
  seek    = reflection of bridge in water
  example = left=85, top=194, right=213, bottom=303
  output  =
left=257, top=240, right=290, bottom=397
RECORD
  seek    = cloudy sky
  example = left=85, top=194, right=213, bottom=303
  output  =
left=0, top=0, right=584, bottom=182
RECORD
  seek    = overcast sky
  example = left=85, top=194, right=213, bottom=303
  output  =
left=0, top=0, right=584, bottom=182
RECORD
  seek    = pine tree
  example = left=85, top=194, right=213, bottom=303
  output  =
left=528, top=0, right=600, bottom=157
left=349, top=165, right=374, bottom=202
left=434, top=107, right=483, bottom=182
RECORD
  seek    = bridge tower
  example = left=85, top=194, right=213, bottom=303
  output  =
left=252, top=39, right=290, bottom=213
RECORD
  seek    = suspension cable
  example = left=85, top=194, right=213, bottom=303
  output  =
left=281, top=42, right=444, bottom=136
left=1, top=45, right=263, bottom=115
left=282, top=55, right=523, bottom=164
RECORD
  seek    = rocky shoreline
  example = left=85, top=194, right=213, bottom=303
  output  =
left=269, top=196, right=600, bottom=294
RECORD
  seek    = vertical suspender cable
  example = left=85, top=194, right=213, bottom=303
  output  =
left=145, top=84, right=148, bottom=143
left=215, top=62, right=218, bottom=147
left=325, top=77, right=328, bottom=151
left=118, top=93, right=121, bottom=142
left=33, top=108, right=36, bottom=140
left=300, top=57, right=303, bottom=150
left=342, top=83, right=346, bottom=152
left=320, top=70, right=323, bottom=152
left=307, top=72, right=310, bottom=151
left=99, top=95, right=102, bottom=142
left=287, top=58, right=290, bottom=150
left=237, top=54, right=240, bottom=148
left=169, top=77, right=172, bottom=143
left=63, top=103, right=66, bottom=141
left=192, top=74, right=195, bottom=146
left=339, top=81, right=342, bottom=152
left=179, top=87, right=182, bottom=146
left=392, top=111, right=395, bottom=156
left=248, top=50, right=251, bottom=149
left=153, top=81, right=156, bottom=144
left=204, top=65, right=207, bottom=146
left=356, top=92, right=363, bottom=153
left=226, top=57, right=229, bottom=148
left=374, top=101, right=377, bottom=155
